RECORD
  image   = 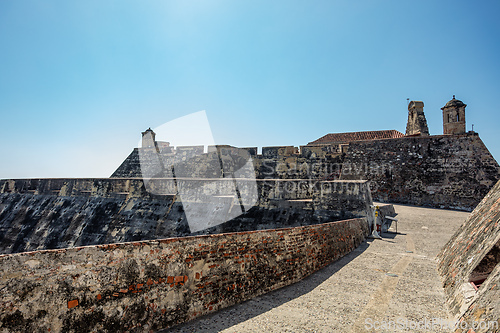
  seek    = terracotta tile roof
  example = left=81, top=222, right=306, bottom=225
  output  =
left=308, top=130, right=405, bottom=145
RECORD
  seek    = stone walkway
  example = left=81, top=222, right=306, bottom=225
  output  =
left=163, top=204, right=470, bottom=333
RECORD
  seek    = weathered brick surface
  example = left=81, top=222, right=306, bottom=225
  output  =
left=437, top=180, right=500, bottom=332
left=0, top=217, right=369, bottom=332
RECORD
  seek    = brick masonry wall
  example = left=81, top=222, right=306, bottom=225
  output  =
left=437, top=180, right=500, bottom=332
left=0, top=218, right=369, bottom=332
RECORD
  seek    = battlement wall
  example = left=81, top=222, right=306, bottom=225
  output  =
left=110, top=144, right=343, bottom=179
left=0, top=178, right=373, bottom=255
left=0, top=217, right=369, bottom=332
left=110, top=133, right=499, bottom=211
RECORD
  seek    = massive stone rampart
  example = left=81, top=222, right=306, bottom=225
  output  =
left=340, top=133, right=499, bottom=211
left=111, top=133, right=499, bottom=211
left=437, top=180, right=500, bottom=331
left=0, top=217, right=369, bottom=332
left=0, top=178, right=373, bottom=254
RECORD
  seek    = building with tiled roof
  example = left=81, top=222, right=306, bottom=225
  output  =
left=307, top=130, right=405, bottom=146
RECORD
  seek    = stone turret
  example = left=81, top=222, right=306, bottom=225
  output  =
left=141, top=128, right=156, bottom=148
left=405, top=101, right=429, bottom=136
left=442, top=96, right=466, bottom=135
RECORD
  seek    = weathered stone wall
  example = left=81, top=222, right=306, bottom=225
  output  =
left=111, top=149, right=143, bottom=178
left=341, top=133, right=500, bottom=211
left=0, top=178, right=373, bottom=255
left=111, top=146, right=343, bottom=180
left=0, top=217, right=369, bottom=332
left=0, top=178, right=176, bottom=255
left=437, top=180, right=500, bottom=332
left=405, top=101, right=429, bottom=136
left=111, top=133, right=499, bottom=211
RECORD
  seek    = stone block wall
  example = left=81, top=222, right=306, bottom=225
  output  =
left=261, top=146, right=297, bottom=158
left=437, top=180, right=500, bottom=332
left=312, top=180, right=373, bottom=225
left=341, top=133, right=500, bottom=211
left=299, top=145, right=340, bottom=159
left=110, top=133, right=499, bottom=211
left=110, top=145, right=343, bottom=180
left=111, top=149, right=143, bottom=178
left=0, top=178, right=373, bottom=255
left=0, top=217, right=369, bottom=332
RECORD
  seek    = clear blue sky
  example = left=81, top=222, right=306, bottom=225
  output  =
left=1, top=0, right=499, bottom=178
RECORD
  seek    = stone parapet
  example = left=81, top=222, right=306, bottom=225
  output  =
left=0, top=217, right=369, bottom=332
left=437, top=180, right=500, bottom=332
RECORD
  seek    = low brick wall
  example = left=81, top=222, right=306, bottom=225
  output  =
left=0, top=218, right=369, bottom=332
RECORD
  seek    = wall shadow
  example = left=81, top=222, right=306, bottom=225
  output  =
left=160, top=240, right=371, bottom=333
left=379, top=231, right=406, bottom=240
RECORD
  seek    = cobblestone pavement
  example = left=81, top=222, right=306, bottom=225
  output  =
left=163, top=204, right=470, bottom=333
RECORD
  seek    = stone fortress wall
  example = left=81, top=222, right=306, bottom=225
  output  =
left=112, top=136, right=498, bottom=212
left=437, top=180, right=500, bottom=332
left=0, top=129, right=379, bottom=331
left=0, top=96, right=499, bottom=331
left=0, top=178, right=374, bottom=255
left=111, top=97, right=499, bottom=212
left=0, top=216, right=369, bottom=332
left=111, top=144, right=344, bottom=181
left=341, top=132, right=499, bottom=210
left=0, top=170, right=375, bottom=331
